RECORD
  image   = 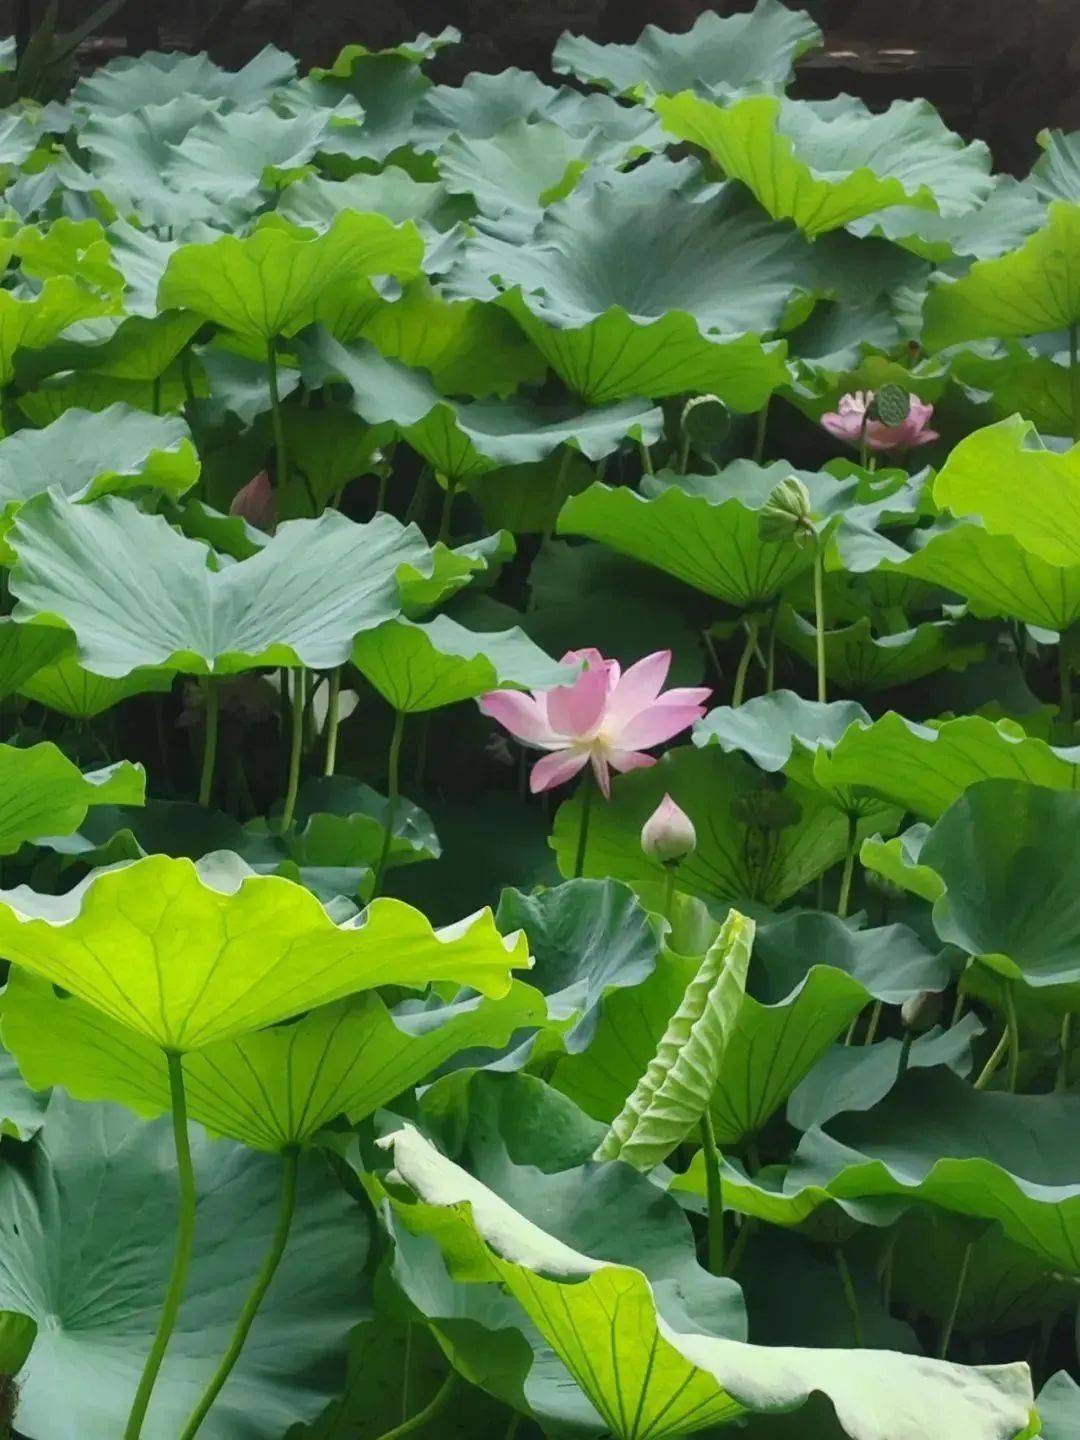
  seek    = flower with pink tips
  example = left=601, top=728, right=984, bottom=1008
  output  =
left=820, top=390, right=938, bottom=453
left=479, top=648, right=710, bottom=798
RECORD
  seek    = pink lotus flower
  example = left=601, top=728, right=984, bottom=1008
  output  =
left=230, top=469, right=276, bottom=531
left=820, top=391, right=938, bottom=453
left=479, top=649, right=709, bottom=798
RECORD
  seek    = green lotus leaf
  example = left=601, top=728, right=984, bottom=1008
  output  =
left=299, top=329, right=660, bottom=478
left=0, top=1092, right=368, bottom=1440
left=0, top=852, right=530, bottom=1051
left=446, top=163, right=809, bottom=405
left=66, top=45, right=296, bottom=116
left=380, top=1123, right=1034, bottom=1440
left=596, top=910, right=753, bottom=1170
left=778, top=1068, right=1080, bottom=1274
left=495, top=878, right=662, bottom=1052
left=467, top=451, right=594, bottom=534
left=13, top=217, right=124, bottom=296
left=556, top=911, right=946, bottom=1148
left=658, top=93, right=991, bottom=236
left=553, top=0, right=821, bottom=99
left=695, top=691, right=871, bottom=774
left=157, top=212, right=424, bottom=347
left=314, top=28, right=459, bottom=74
left=923, top=202, right=1080, bottom=347
left=847, top=176, right=1046, bottom=263
left=277, top=167, right=473, bottom=236
left=1, top=968, right=545, bottom=1150
left=0, top=109, right=38, bottom=169
left=0, top=743, right=143, bottom=854
left=8, top=495, right=436, bottom=676
left=284, top=777, right=439, bottom=870
left=413, top=66, right=664, bottom=153
left=1038, top=1372, right=1080, bottom=1439
left=950, top=343, right=1073, bottom=437
left=351, top=615, right=572, bottom=715
left=0, top=1048, right=48, bottom=1141
left=551, top=746, right=883, bottom=905
left=272, top=404, right=392, bottom=518
left=859, top=824, right=942, bottom=904
left=1033, top=129, right=1080, bottom=203
left=0, top=618, right=69, bottom=697
left=0, top=276, right=116, bottom=385
left=786, top=1015, right=983, bottom=1131
left=776, top=607, right=985, bottom=690
left=19, top=650, right=172, bottom=717
left=13, top=310, right=203, bottom=386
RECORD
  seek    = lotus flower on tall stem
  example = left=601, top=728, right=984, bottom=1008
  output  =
left=821, top=390, right=938, bottom=460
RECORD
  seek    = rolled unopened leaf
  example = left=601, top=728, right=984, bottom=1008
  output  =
left=641, top=792, right=697, bottom=866
left=594, top=909, right=754, bottom=1171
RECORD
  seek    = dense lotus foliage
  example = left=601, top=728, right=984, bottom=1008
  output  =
left=0, top=3, right=1078, bottom=1438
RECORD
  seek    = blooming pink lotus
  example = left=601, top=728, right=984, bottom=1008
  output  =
left=230, top=469, right=276, bottom=531
left=820, top=391, right=938, bottom=453
left=480, top=649, right=709, bottom=797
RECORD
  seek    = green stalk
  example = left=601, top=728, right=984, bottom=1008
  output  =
left=731, top=620, right=758, bottom=707
left=678, top=432, right=692, bottom=474
left=372, top=709, right=405, bottom=898
left=836, top=812, right=858, bottom=919
left=1060, top=643, right=1074, bottom=738
left=405, top=465, right=432, bottom=526
left=280, top=669, right=304, bottom=832
left=1057, top=1012, right=1073, bottom=1092
left=699, top=1109, right=725, bottom=1275
left=180, top=347, right=197, bottom=410
left=812, top=543, right=827, bottom=703
left=539, top=448, right=572, bottom=555
left=151, top=376, right=162, bottom=416
left=374, top=1371, right=458, bottom=1440
left=936, top=1240, right=973, bottom=1360
left=753, top=394, right=771, bottom=465
left=198, top=676, right=219, bottom=807
left=123, top=1053, right=198, bottom=1440
left=437, top=474, right=456, bottom=544
left=834, top=1247, right=864, bottom=1347
left=573, top=770, right=595, bottom=879
left=323, top=668, right=341, bottom=777
left=973, top=1026, right=1010, bottom=1090
left=376, top=469, right=389, bottom=514
left=1004, top=981, right=1021, bottom=1093
left=266, top=338, right=288, bottom=491
left=178, top=1150, right=299, bottom=1440
left=662, top=866, right=677, bottom=927
left=863, top=1000, right=883, bottom=1046
left=505, top=1415, right=522, bottom=1440
left=1070, top=321, right=1080, bottom=444
left=640, top=441, right=654, bottom=476
left=896, top=1029, right=914, bottom=1080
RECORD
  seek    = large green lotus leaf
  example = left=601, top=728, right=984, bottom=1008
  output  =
left=859, top=824, right=942, bottom=905
left=780, top=1069, right=1080, bottom=1275
left=847, top=176, right=1046, bottom=264
left=66, top=45, right=296, bottom=115
left=0, top=743, right=143, bottom=854
left=0, top=619, right=68, bottom=698
left=951, top=344, right=1074, bottom=437
left=0, top=1047, right=48, bottom=1140
left=157, top=212, right=424, bottom=345
left=0, top=1091, right=368, bottom=1440
left=380, top=1124, right=1034, bottom=1440
left=277, top=167, right=473, bottom=235
left=274, top=405, right=392, bottom=518
left=19, top=651, right=172, bottom=718
left=413, top=66, right=665, bottom=154
left=923, top=202, right=1080, bottom=346
left=495, top=878, right=662, bottom=1051
left=556, top=911, right=946, bottom=1148
left=13, top=310, right=203, bottom=386
left=446, top=164, right=809, bottom=405
left=13, top=218, right=124, bottom=296
left=1038, top=1372, right=1080, bottom=1439
left=553, top=0, right=821, bottom=99
left=931, top=417, right=1080, bottom=567
left=694, top=692, right=871, bottom=775
left=0, top=277, right=116, bottom=385
left=551, top=747, right=880, bottom=906
left=299, top=329, right=659, bottom=477
left=0, top=403, right=198, bottom=516
left=285, top=777, right=440, bottom=870
left=1, top=968, right=545, bottom=1151
left=8, top=495, right=435, bottom=676
left=658, top=93, right=991, bottom=236
left=558, top=477, right=818, bottom=606
left=351, top=615, right=572, bottom=714
left=1033, top=129, right=1080, bottom=203
left=314, top=27, right=459, bottom=73
left=914, top=780, right=1080, bottom=990
left=776, top=607, right=985, bottom=691
left=0, top=853, right=530, bottom=1051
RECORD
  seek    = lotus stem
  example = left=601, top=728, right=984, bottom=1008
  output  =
left=374, top=1370, right=458, bottom=1440
left=678, top=431, right=692, bottom=474
left=725, top=1216, right=753, bottom=1276
left=181, top=347, right=197, bottom=410
left=401, top=1323, right=413, bottom=1422
left=1057, top=1013, right=1073, bottom=1092
left=936, top=1240, right=973, bottom=1360
left=539, top=448, right=573, bottom=555
left=123, top=1052, right=198, bottom=1440
left=1004, top=981, right=1021, bottom=1093
left=863, top=1000, right=883, bottom=1046
left=573, top=770, right=595, bottom=879
left=405, top=465, right=432, bottom=525
left=266, top=338, right=288, bottom=492
left=1070, top=321, right=1080, bottom=444
left=973, top=1025, right=1010, bottom=1090
left=812, top=543, right=827, bottom=704
left=279, top=669, right=305, bottom=832
left=376, top=469, right=389, bottom=514
left=836, top=812, right=858, bottom=918
left=896, top=1029, right=914, bottom=1080
left=323, top=668, right=341, bottom=777
left=764, top=605, right=779, bottom=692
left=753, top=395, right=771, bottom=465
left=640, top=441, right=654, bottom=476
left=505, top=1415, right=522, bottom=1440
left=662, top=866, right=677, bottom=927
left=178, top=1149, right=300, bottom=1439
left=373, top=708, right=405, bottom=898
left=731, top=619, right=758, bottom=707
left=198, top=676, right=219, bottom=807
left=437, top=474, right=456, bottom=544
left=834, top=1247, right=864, bottom=1347
left=699, top=1110, right=725, bottom=1276
left=1059, top=643, right=1074, bottom=738
left=151, top=376, right=161, bottom=416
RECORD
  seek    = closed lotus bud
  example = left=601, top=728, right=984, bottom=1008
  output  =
left=758, top=476, right=815, bottom=547
left=901, top=989, right=942, bottom=1034
left=641, top=793, right=696, bottom=867
left=230, top=469, right=276, bottom=532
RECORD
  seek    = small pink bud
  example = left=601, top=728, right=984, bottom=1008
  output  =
left=230, top=470, right=276, bottom=532
left=641, top=793, right=696, bottom=867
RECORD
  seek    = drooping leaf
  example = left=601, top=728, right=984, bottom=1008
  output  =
left=19, top=650, right=173, bottom=717
left=776, top=607, right=985, bottom=690
left=0, top=742, right=143, bottom=854
left=0, top=853, right=530, bottom=1051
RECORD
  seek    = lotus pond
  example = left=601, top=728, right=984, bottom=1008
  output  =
left=0, top=3, right=1076, bottom=1438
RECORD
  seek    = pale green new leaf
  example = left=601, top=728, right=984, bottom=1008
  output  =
left=594, top=910, right=753, bottom=1170
left=0, top=743, right=144, bottom=854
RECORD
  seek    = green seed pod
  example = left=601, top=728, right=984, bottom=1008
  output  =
left=868, top=383, right=911, bottom=427
left=681, top=394, right=731, bottom=449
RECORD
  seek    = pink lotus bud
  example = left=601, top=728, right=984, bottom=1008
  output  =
left=641, top=793, right=696, bottom=867
left=230, top=470, right=276, bottom=532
